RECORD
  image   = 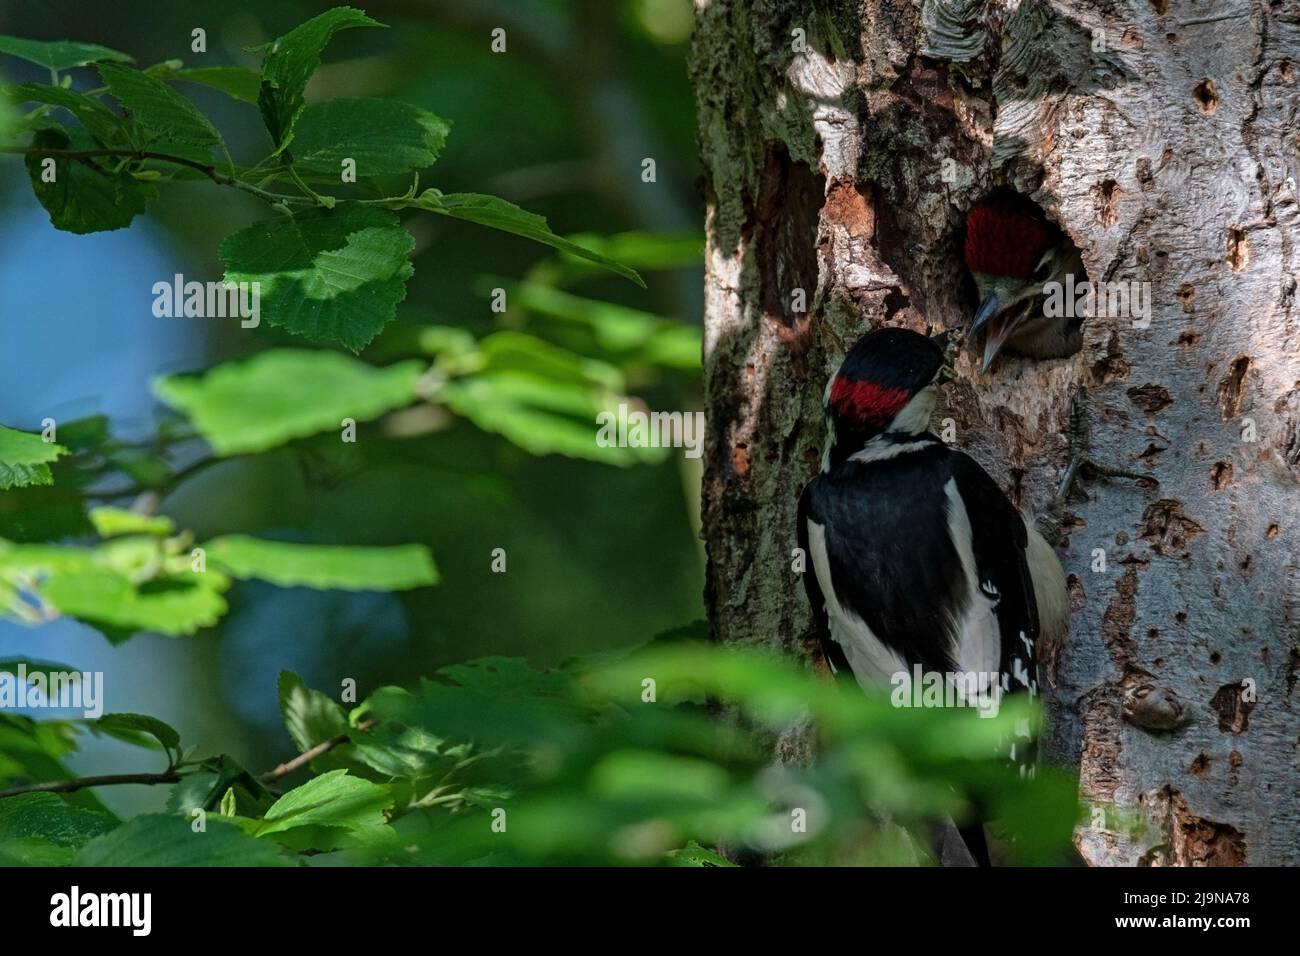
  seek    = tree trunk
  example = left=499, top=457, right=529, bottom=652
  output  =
left=692, top=0, right=1300, bottom=865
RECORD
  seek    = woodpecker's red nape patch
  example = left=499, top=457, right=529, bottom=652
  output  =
left=964, top=200, right=1052, bottom=279
left=830, top=376, right=911, bottom=424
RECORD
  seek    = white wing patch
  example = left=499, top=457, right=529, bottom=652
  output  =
left=942, top=478, right=1001, bottom=699
left=806, top=518, right=909, bottom=694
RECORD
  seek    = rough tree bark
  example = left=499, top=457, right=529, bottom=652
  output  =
left=692, top=0, right=1300, bottom=865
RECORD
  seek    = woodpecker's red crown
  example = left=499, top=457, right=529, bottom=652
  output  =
left=963, top=194, right=1053, bottom=279
left=827, top=328, right=944, bottom=429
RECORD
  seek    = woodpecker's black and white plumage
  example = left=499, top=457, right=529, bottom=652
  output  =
left=797, top=328, right=1069, bottom=862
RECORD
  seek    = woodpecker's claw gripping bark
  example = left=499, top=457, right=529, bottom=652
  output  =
left=1050, top=387, right=1155, bottom=516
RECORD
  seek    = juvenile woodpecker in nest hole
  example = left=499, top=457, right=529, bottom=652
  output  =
left=964, top=192, right=1084, bottom=372
left=797, top=328, right=1070, bottom=864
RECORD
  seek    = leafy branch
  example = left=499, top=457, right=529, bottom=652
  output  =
left=0, top=144, right=314, bottom=205
left=1, top=4, right=641, bottom=357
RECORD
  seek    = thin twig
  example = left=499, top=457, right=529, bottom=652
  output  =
left=259, top=720, right=374, bottom=784
left=0, top=145, right=313, bottom=206
left=0, top=771, right=180, bottom=799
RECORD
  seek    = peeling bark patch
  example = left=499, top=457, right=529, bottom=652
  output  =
left=1080, top=699, right=1123, bottom=801
left=1210, top=460, right=1233, bottom=489
left=1226, top=227, right=1249, bottom=272
left=731, top=443, right=750, bottom=478
left=1148, top=0, right=1170, bottom=15
left=1193, top=78, right=1220, bottom=115
left=1091, top=178, right=1122, bottom=227
left=1209, top=682, right=1255, bottom=733
left=1155, top=788, right=1247, bottom=866
left=1216, top=355, right=1251, bottom=419
left=1176, top=283, right=1196, bottom=311
left=1127, top=384, right=1173, bottom=414
left=1140, top=500, right=1205, bottom=553
left=1190, top=753, right=1211, bottom=777
left=1102, top=567, right=1139, bottom=668
left=1136, top=156, right=1154, bottom=187
left=822, top=180, right=875, bottom=238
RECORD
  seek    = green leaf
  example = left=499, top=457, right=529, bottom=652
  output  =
left=509, top=281, right=702, bottom=369
left=153, top=349, right=424, bottom=455
left=97, top=62, right=223, bottom=151
left=219, top=206, right=415, bottom=350
left=172, top=65, right=261, bottom=104
left=0, top=715, right=107, bottom=814
left=291, top=97, right=449, bottom=176
left=475, top=331, right=625, bottom=391
left=278, top=671, right=349, bottom=753
left=6, top=83, right=126, bottom=145
left=94, top=713, right=181, bottom=764
left=205, top=536, right=437, bottom=591
left=441, top=373, right=665, bottom=465
left=413, top=191, right=643, bottom=287
left=39, top=566, right=227, bottom=640
left=258, top=6, right=384, bottom=148
left=253, top=770, right=391, bottom=838
left=429, top=329, right=666, bottom=463
left=0, top=424, right=66, bottom=490
left=667, top=841, right=737, bottom=867
left=0, top=793, right=117, bottom=866
left=24, top=128, right=155, bottom=234
left=354, top=657, right=582, bottom=753
left=88, top=506, right=175, bottom=538
left=0, top=36, right=132, bottom=72
left=557, top=231, right=704, bottom=272
left=73, top=814, right=293, bottom=866
left=165, top=772, right=219, bottom=815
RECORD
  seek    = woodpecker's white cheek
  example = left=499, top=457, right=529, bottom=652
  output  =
left=891, top=384, right=938, bottom=436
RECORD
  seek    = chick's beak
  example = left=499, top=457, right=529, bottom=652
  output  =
left=970, top=292, right=1000, bottom=340
left=979, top=311, right=1020, bottom=374
left=970, top=290, right=1031, bottom=373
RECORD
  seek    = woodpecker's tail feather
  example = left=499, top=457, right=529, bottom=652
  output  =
left=927, top=817, right=990, bottom=867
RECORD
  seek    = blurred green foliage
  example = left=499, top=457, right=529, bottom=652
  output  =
left=2, top=638, right=1082, bottom=866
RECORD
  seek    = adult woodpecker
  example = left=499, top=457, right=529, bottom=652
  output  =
left=964, top=192, right=1084, bottom=372
left=796, top=328, right=1069, bottom=862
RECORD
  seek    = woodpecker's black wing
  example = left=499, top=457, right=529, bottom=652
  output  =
left=948, top=452, right=1040, bottom=697
left=800, top=443, right=970, bottom=680
left=948, top=451, right=1042, bottom=778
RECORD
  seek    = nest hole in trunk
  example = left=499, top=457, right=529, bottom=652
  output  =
left=956, top=188, right=1093, bottom=375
